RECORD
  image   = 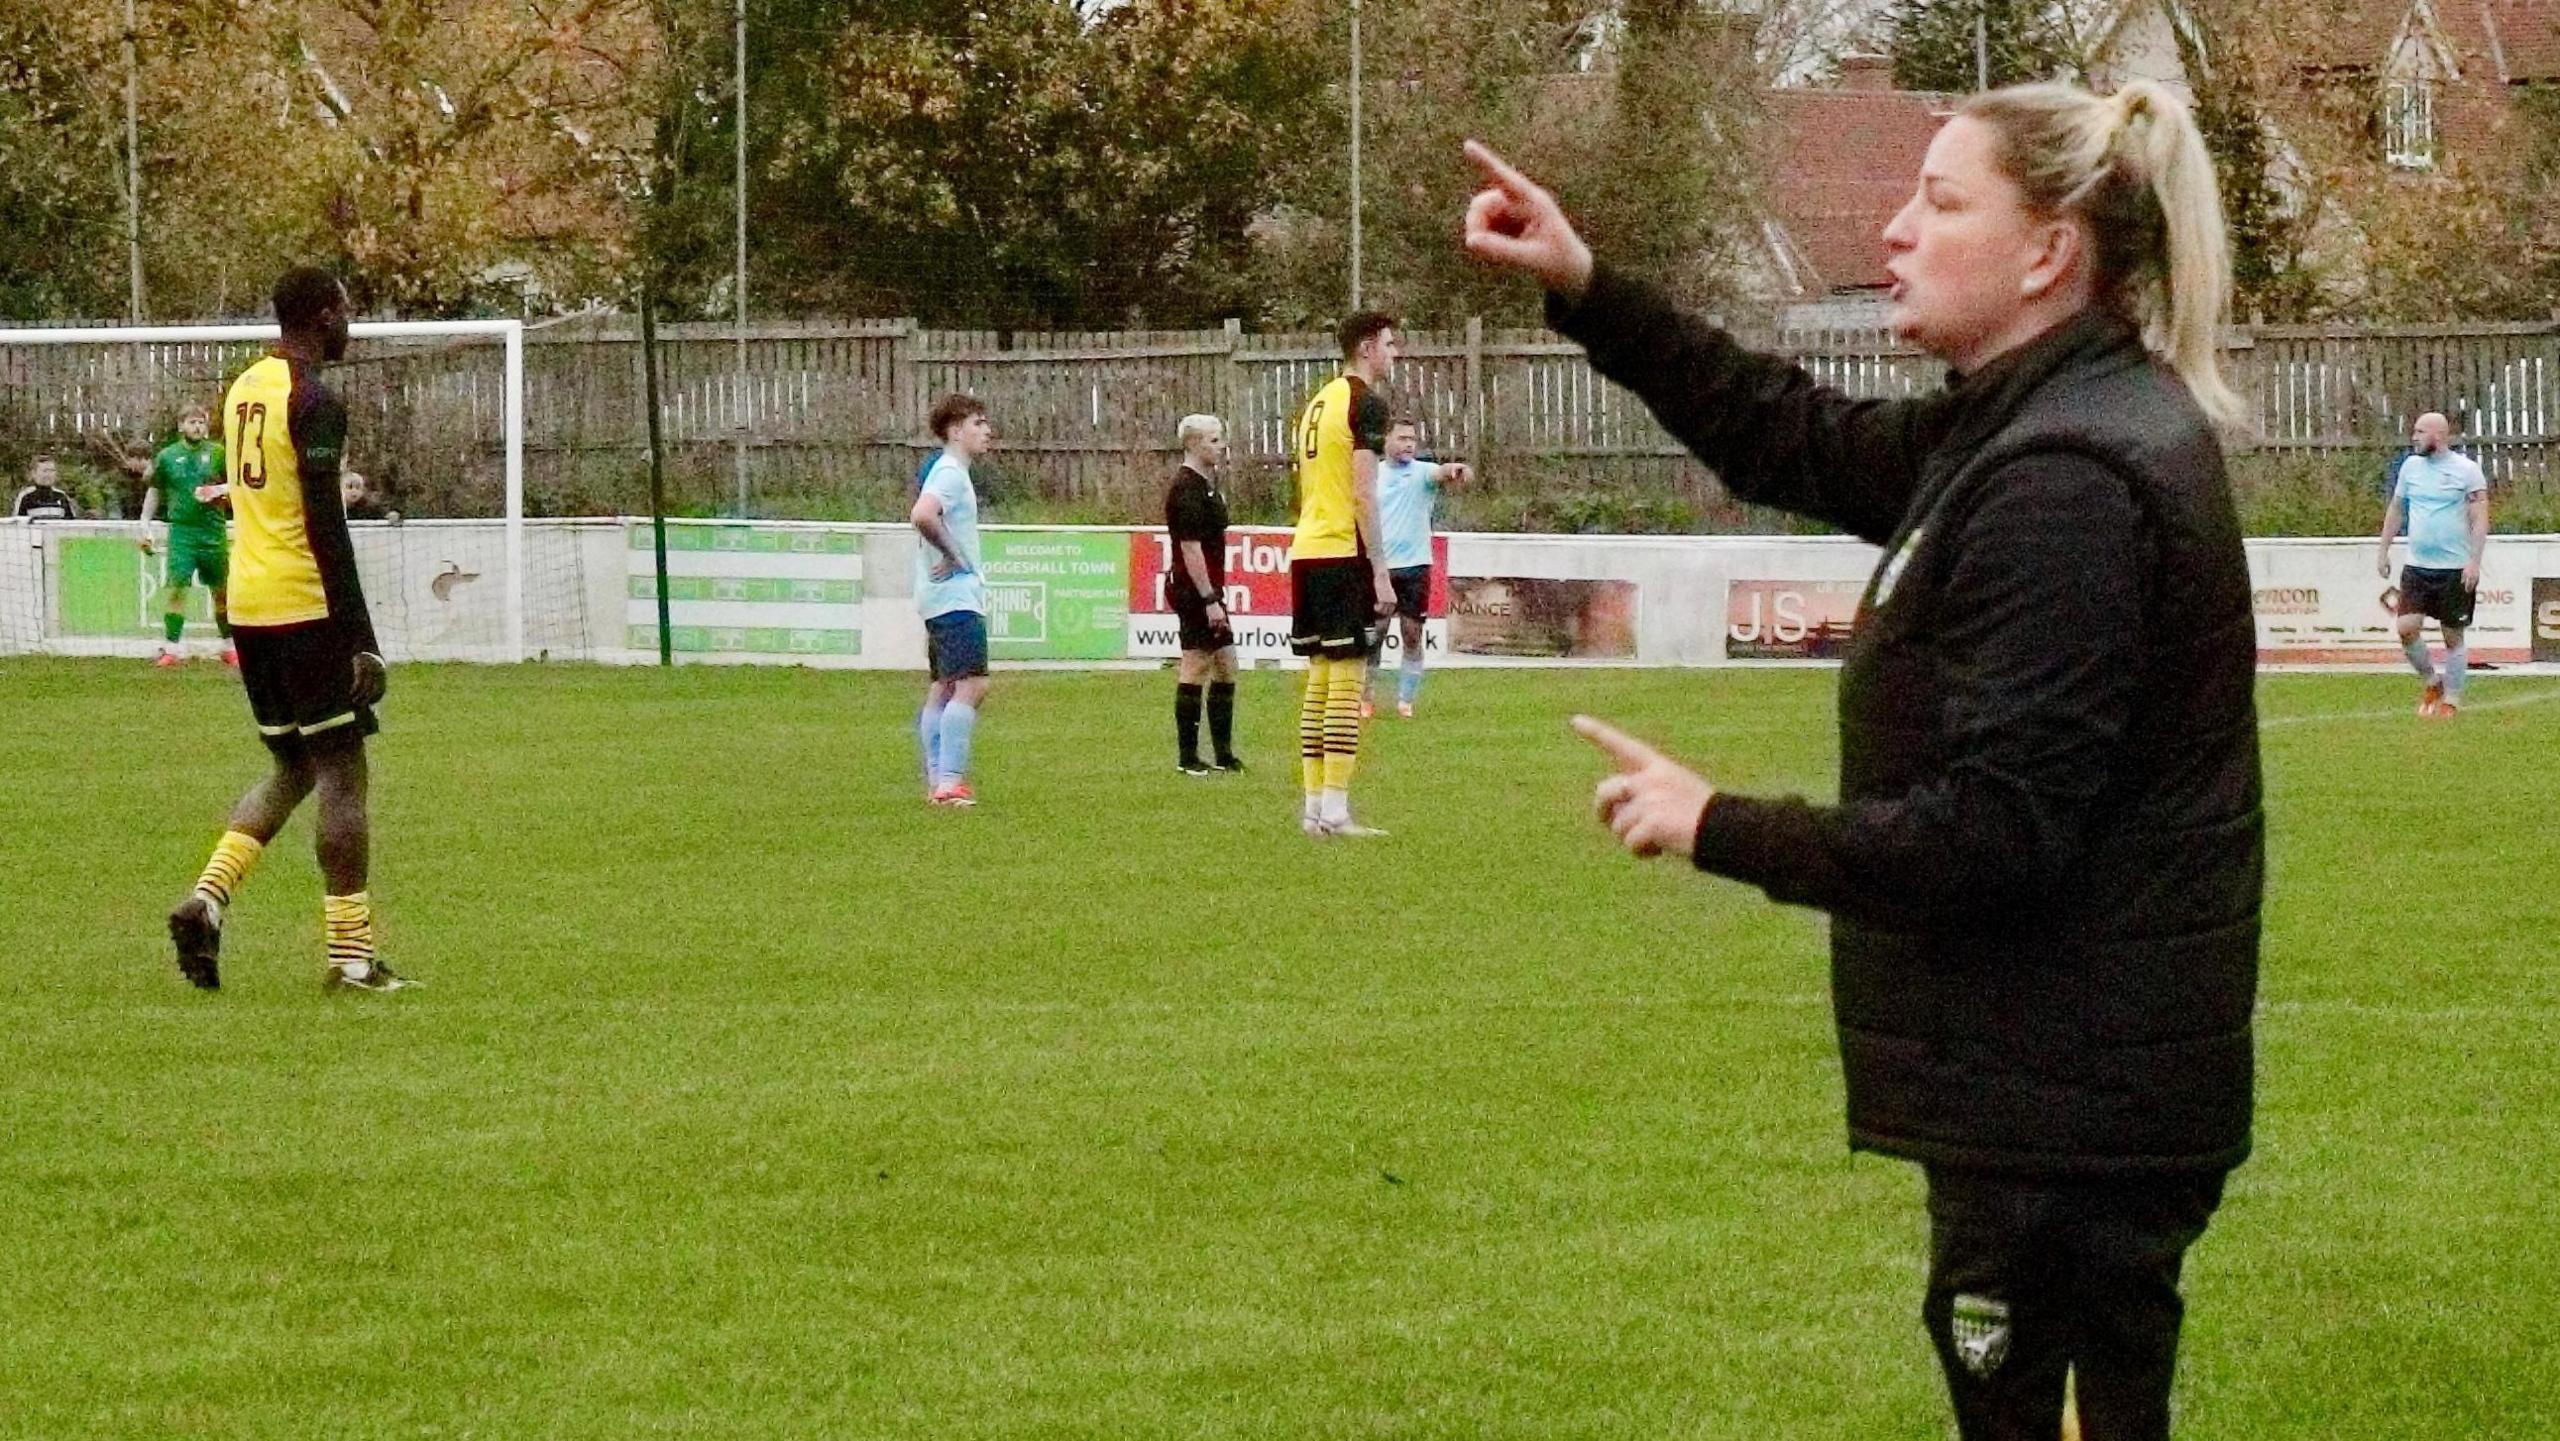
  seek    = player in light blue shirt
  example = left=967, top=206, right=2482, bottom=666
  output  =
left=913, top=394, right=995, bottom=803
left=2377, top=411, right=2490, bottom=716
left=1368, top=417, right=1471, bottom=716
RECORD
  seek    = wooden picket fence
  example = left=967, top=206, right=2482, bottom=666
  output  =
left=7, top=314, right=2560, bottom=518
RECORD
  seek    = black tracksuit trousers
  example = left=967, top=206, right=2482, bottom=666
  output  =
left=1921, top=1167, right=2228, bottom=1441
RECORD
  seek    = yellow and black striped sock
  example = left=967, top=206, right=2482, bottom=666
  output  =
left=194, top=831, right=263, bottom=908
left=1299, top=658, right=1329, bottom=797
left=324, top=893, right=375, bottom=975
left=1322, top=660, right=1365, bottom=790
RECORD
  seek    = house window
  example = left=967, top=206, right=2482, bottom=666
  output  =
left=2384, top=80, right=2436, bottom=168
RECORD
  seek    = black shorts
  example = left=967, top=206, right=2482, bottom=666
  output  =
left=234, top=620, right=377, bottom=757
left=1389, top=565, right=1432, bottom=622
left=1290, top=558, right=1376, bottom=659
left=2397, top=565, right=2476, bottom=627
left=926, top=610, right=990, bottom=681
left=1172, top=597, right=1234, bottom=654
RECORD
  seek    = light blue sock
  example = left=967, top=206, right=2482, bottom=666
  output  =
left=939, top=700, right=978, bottom=782
left=2445, top=639, right=2468, bottom=702
left=919, top=696, right=946, bottom=788
left=1399, top=656, right=1423, bottom=706
left=2401, top=634, right=2436, bottom=681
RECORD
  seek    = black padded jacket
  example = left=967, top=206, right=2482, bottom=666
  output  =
left=1554, top=267, right=2262, bottom=1177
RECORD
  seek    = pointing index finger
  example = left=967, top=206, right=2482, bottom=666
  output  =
left=1570, top=713, right=1661, bottom=772
left=1463, top=139, right=1540, bottom=199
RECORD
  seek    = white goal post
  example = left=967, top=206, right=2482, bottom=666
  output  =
left=0, top=320, right=526, bottom=661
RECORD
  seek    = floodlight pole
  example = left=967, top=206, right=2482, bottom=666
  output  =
left=1349, top=0, right=1363, bottom=311
left=734, top=0, right=750, bottom=518
left=122, top=0, right=145, bottom=320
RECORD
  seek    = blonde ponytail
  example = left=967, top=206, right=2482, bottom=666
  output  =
left=1963, top=81, right=2245, bottom=428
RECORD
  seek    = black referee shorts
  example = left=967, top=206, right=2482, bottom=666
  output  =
left=1172, top=595, right=1234, bottom=653
left=1921, top=1166, right=2226, bottom=1441
left=1289, top=557, right=1375, bottom=660
left=234, top=620, right=378, bottom=758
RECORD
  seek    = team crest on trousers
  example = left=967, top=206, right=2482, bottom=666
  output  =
left=1951, top=1293, right=2012, bottom=1377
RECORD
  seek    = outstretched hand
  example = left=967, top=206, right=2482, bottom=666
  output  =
left=1574, top=714, right=1715, bottom=860
left=1462, top=141, right=1594, bottom=299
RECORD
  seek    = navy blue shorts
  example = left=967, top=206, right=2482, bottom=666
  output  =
left=1389, top=564, right=1432, bottom=622
left=925, top=610, right=989, bottom=681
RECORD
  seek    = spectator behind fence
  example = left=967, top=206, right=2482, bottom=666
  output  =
left=12, top=454, right=79, bottom=521
left=341, top=470, right=398, bottom=522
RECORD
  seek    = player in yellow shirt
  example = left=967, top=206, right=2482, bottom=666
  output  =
left=169, top=268, right=406, bottom=993
left=1288, top=311, right=1400, bottom=838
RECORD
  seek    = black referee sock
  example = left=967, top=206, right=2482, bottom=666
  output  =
left=1176, top=682, right=1205, bottom=764
left=1207, top=681, right=1237, bottom=761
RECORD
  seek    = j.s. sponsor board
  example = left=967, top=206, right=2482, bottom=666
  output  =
left=1724, top=578, right=1862, bottom=660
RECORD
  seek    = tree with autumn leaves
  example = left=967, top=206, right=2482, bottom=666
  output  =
left=14, top=0, right=2560, bottom=327
left=1, top=0, right=650, bottom=319
left=9, top=0, right=1771, bottom=328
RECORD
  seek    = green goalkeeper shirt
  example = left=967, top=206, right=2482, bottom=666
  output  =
left=152, top=439, right=228, bottom=541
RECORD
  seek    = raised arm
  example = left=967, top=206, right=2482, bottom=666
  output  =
left=1549, top=268, right=1934, bottom=544
left=1464, top=140, right=1931, bottom=545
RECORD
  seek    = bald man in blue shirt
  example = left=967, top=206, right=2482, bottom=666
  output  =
left=2378, top=411, right=2489, bottom=717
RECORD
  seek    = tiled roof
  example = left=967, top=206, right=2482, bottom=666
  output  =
left=1760, top=88, right=1955, bottom=292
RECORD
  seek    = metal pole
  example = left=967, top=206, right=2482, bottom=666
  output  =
left=642, top=286, right=674, bottom=667
left=503, top=321, right=526, bottom=662
left=122, top=0, right=145, bottom=320
left=1975, top=8, right=1989, bottom=91
left=733, top=0, right=750, bottom=518
left=1349, top=0, right=1362, bottom=312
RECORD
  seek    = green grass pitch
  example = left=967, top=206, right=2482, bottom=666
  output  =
left=3, top=658, right=2555, bottom=1438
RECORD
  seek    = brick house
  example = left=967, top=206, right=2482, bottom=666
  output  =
left=1757, top=56, right=1956, bottom=304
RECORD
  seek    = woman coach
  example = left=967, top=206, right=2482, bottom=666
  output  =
left=1464, top=82, right=2263, bottom=1440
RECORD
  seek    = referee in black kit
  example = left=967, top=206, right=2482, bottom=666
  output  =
left=1465, top=80, right=2262, bottom=1441
left=1166, top=413, right=1242, bottom=774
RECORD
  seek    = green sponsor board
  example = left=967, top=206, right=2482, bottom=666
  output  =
left=623, top=520, right=864, bottom=658
left=981, top=531, right=1129, bottom=659
left=629, top=525, right=861, bottom=554
left=629, top=575, right=862, bottom=606
left=56, top=536, right=215, bottom=637
left=624, top=625, right=862, bottom=656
